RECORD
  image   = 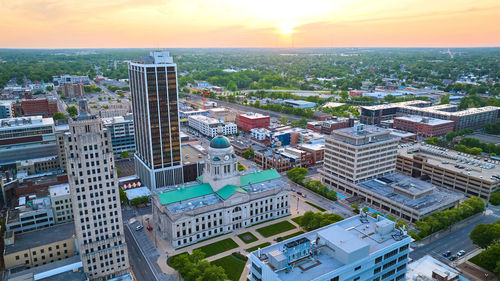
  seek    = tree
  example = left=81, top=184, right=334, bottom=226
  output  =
left=119, top=188, right=129, bottom=205
left=279, top=116, right=289, bottom=125
left=237, top=163, right=246, bottom=171
left=286, top=167, right=308, bottom=184
left=470, top=223, right=500, bottom=249
left=440, top=94, right=450, bottom=104
left=425, top=137, right=440, bottom=145
left=227, top=80, right=238, bottom=92
left=116, top=167, right=122, bottom=176
left=120, top=151, right=130, bottom=159
left=242, top=149, right=254, bottom=160
left=45, top=86, right=54, bottom=91
left=67, top=106, right=78, bottom=117
left=490, top=192, right=500, bottom=206
left=52, top=112, right=66, bottom=121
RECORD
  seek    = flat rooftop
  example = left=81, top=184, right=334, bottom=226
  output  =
left=49, top=183, right=70, bottom=197
left=239, top=112, right=270, bottom=119
left=399, top=143, right=500, bottom=181
left=357, top=173, right=464, bottom=215
left=394, top=115, right=454, bottom=126
left=330, top=125, right=398, bottom=146
left=6, top=255, right=85, bottom=281
left=362, top=100, right=430, bottom=110
left=0, top=116, right=54, bottom=129
left=4, top=223, right=75, bottom=255
left=251, top=215, right=411, bottom=281
left=181, top=144, right=205, bottom=165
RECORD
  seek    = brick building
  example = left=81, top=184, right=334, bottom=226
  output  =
left=254, top=150, right=291, bottom=173
left=306, top=117, right=350, bottom=134
left=236, top=112, right=270, bottom=131
left=393, top=116, right=455, bottom=138
left=21, top=98, right=58, bottom=117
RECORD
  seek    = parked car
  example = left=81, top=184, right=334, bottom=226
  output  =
left=135, top=225, right=144, bottom=231
left=147, top=226, right=153, bottom=231
left=448, top=255, right=457, bottom=261
left=442, top=251, right=451, bottom=257
left=457, top=250, right=466, bottom=257
left=296, top=191, right=303, bottom=196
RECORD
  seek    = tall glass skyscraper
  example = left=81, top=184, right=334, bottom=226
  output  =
left=128, top=51, right=183, bottom=189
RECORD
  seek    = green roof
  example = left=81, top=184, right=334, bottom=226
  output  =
left=216, top=185, right=247, bottom=200
left=240, top=169, right=281, bottom=186
left=159, top=169, right=281, bottom=205
left=210, top=135, right=231, bottom=148
left=158, top=183, right=213, bottom=205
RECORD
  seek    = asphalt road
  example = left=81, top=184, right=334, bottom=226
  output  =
left=410, top=205, right=500, bottom=265
left=124, top=225, right=157, bottom=281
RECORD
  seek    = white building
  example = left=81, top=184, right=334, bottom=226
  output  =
left=249, top=214, right=411, bottom=281
left=251, top=128, right=270, bottom=141
left=151, top=131, right=290, bottom=248
left=49, top=183, right=73, bottom=224
left=188, top=115, right=237, bottom=137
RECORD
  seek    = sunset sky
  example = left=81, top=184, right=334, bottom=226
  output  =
left=1, top=0, right=499, bottom=48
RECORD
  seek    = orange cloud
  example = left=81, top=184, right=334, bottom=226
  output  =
left=0, top=0, right=498, bottom=48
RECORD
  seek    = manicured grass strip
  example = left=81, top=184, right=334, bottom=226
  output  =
left=291, top=216, right=302, bottom=225
left=211, top=254, right=248, bottom=281
left=256, top=221, right=296, bottom=238
left=305, top=201, right=326, bottom=212
left=246, top=242, right=271, bottom=253
left=167, top=252, right=189, bottom=268
left=237, top=232, right=258, bottom=244
left=277, top=231, right=305, bottom=242
left=195, top=238, right=239, bottom=258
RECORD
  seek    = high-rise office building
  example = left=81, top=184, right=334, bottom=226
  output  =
left=64, top=101, right=129, bottom=280
left=128, top=51, right=183, bottom=189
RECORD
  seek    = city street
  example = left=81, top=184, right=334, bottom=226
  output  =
left=410, top=205, right=500, bottom=265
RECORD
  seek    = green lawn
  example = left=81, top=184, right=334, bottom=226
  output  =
left=195, top=238, right=239, bottom=257
left=246, top=242, right=271, bottom=253
left=305, top=201, right=327, bottom=212
left=291, top=216, right=302, bottom=225
left=211, top=254, right=248, bottom=281
left=237, top=232, right=258, bottom=244
left=256, top=221, right=296, bottom=238
left=277, top=231, right=305, bottom=242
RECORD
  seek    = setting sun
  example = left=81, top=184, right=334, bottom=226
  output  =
left=277, top=22, right=296, bottom=35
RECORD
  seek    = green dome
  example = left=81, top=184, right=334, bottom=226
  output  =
left=210, top=135, right=231, bottom=149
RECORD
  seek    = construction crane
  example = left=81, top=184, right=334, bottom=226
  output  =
left=197, top=89, right=211, bottom=110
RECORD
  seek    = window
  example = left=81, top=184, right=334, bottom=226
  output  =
left=355, top=265, right=361, bottom=271
left=384, top=249, right=398, bottom=259
left=354, top=278, right=360, bottom=281
left=329, top=277, right=339, bottom=281
left=375, top=256, right=382, bottom=264
left=399, top=244, right=409, bottom=252
left=374, top=267, right=381, bottom=274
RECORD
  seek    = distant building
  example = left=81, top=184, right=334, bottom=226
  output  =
left=102, top=114, right=136, bottom=153
left=231, top=139, right=252, bottom=156
left=297, top=143, right=325, bottom=165
left=307, top=118, right=350, bottom=134
left=254, top=149, right=291, bottom=173
left=393, top=115, right=454, bottom=138
left=283, top=99, right=316, bottom=109
left=49, top=183, right=73, bottom=224
left=249, top=215, right=411, bottom=281
left=194, top=81, right=212, bottom=89
left=349, top=90, right=364, bottom=96
left=312, top=111, right=332, bottom=121
left=321, top=124, right=464, bottom=222
left=0, top=116, right=58, bottom=170
left=360, top=101, right=499, bottom=130
left=21, top=98, right=58, bottom=117
left=59, top=82, right=84, bottom=98
left=236, top=112, right=271, bottom=131
left=188, top=115, right=237, bottom=137
left=3, top=255, right=87, bottom=281
left=3, top=222, right=76, bottom=270
left=250, top=128, right=270, bottom=142
left=0, top=100, right=14, bottom=119
left=179, top=109, right=209, bottom=119
left=53, top=75, right=90, bottom=86
left=209, top=107, right=236, bottom=122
